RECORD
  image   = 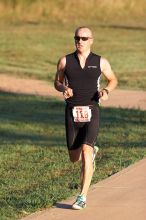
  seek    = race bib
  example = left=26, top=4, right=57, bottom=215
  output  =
left=72, top=106, right=92, bottom=122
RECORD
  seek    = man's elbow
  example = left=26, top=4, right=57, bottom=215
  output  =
left=54, top=80, right=57, bottom=90
left=54, top=80, right=64, bottom=92
left=114, top=77, right=118, bottom=87
left=111, top=73, right=118, bottom=86
left=110, top=76, right=118, bottom=90
left=54, top=81, right=60, bottom=91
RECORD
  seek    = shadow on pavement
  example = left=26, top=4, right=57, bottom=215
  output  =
left=55, top=203, right=72, bottom=210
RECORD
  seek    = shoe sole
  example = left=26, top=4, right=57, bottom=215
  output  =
left=72, top=204, right=86, bottom=210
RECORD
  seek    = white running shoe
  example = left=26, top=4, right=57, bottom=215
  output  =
left=72, top=195, right=86, bottom=210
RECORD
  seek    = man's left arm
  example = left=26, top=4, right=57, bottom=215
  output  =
left=100, top=57, right=118, bottom=100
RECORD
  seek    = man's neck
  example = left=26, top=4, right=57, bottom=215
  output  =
left=76, top=50, right=91, bottom=59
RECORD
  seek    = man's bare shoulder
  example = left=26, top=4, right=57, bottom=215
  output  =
left=100, top=57, right=110, bottom=67
left=58, top=56, right=66, bottom=68
left=100, top=57, right=112, bottom=73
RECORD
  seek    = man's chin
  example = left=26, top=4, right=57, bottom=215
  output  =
left=77, top=47, right=84, bottom=53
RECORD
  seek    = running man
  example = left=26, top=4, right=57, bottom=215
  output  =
left=54, top=26, right=118, bottom=210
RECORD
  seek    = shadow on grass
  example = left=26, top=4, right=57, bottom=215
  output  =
left=0, top=92, right=65, bottom=147
left=0, top=92, right=145, bottom=148
left=0, top=129, right=66, bottom=147
left=0, top=92, right=64, bottom=124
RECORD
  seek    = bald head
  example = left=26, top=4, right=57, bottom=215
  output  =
left=75, top=26, right=93, bottom=38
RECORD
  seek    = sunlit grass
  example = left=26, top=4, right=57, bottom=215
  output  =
left=0, top=23, right=146, bottom=90
left=0, top=0, right=146, bottom=26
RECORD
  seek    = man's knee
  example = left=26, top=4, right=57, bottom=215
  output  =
left=82, top=144, right=93, bottom=154
left=68, top=148, right=82, bottom=163
left=69, top=156, right=78, bottom=163
left=82, top=144, right=93, bottom=160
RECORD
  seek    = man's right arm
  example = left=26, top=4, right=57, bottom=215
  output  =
left=54, top=56, right=73, bottom=99
left=54, top=56, right=66, bottom=93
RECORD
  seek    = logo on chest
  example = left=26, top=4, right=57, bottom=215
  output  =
left=87, top=66, right=97, bottom=69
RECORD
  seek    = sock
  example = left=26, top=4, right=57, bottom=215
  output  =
left=79, top=194, right=86, bottom=202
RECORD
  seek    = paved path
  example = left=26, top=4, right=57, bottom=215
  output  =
left=0, top=74, right=146, bottom=110
left=21, top=158, right=146, bottom=220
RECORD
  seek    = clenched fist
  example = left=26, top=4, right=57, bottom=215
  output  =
left=63, top=87, right=73, bottom=99
left=99, top=89, right=109, bottom=101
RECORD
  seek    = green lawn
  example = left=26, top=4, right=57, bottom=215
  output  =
left=0, top=92, right=146, bottom=219
left=0, top=23, right=146, bottom=90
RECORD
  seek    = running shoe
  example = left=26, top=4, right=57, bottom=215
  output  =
left=93, top=146, right=99, bottom=171
left=72, top=195, right=86, bottom=210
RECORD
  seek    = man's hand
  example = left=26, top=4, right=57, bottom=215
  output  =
left=99, top=89, right=109, bottom=101
left=63, top=87, right=73, bottom=99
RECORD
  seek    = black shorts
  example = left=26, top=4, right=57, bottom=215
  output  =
left=65, top=105, right=100, bottom=150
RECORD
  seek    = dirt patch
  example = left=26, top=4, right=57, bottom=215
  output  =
left=0, top=73, right=146, bottom=110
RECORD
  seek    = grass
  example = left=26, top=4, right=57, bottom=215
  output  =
left=0, top=0, right=146, bottom=26
left=0, top=22, right=146, bottom=90
left=0, top=92, right=146, bottom=219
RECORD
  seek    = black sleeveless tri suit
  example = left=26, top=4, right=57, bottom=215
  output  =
left=64, top=51, right=101, bottom=150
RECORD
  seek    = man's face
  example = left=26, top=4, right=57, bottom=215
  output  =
left=74, top=28, right=93, bottom=53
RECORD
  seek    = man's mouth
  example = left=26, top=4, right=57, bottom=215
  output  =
left=77, top=44, right=83, bottom=48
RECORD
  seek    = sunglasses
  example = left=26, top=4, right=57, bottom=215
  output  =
left=74, top=36, right=92, bottom=41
